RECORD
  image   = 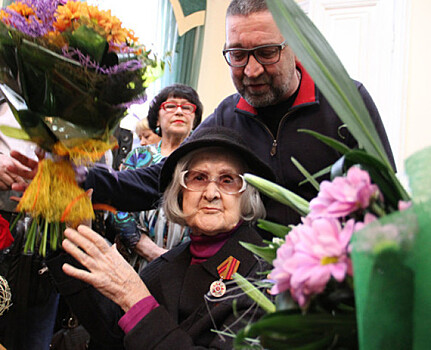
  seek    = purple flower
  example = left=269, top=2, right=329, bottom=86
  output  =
left=2, top=0, right=64, bottom=36
left=309, top=166, right=379, bottom=219
left=271, top=217, right=354, bottom=308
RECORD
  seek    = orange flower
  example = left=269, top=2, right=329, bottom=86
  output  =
left=9, top=2, right=36, bottom=19
left=45, top=30, right=67, bottom=48
left=53, top=1, right=85, bottom=32
left=0, top=9, right=10, bottom=23
left=0, top=2, right=39, bottom=25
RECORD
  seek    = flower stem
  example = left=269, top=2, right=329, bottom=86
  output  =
left=9, top=212, right=23, bottom=232
left=24, top=218, right=38, bottom=254
left=39, top=219, right=49, bottom=257
left=369, top=202, right=386, bottom=218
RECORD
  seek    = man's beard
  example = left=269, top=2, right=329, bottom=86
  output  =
left=236, top=77, right=288, bottom=108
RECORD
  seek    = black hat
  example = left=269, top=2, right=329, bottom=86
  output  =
left=159, top=126, right=275, bottom=191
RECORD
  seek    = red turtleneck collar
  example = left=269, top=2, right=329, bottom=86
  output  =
left=189, top=221, right=243, bottom=265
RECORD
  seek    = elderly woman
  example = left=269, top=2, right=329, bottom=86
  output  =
left=47, top=126, right=274, bottom=349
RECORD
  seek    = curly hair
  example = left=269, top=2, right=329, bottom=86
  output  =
left=147, top=84, right=203, bottom=136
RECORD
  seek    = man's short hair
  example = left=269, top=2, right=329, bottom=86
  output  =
left=226, top=0, right=268, bottom=17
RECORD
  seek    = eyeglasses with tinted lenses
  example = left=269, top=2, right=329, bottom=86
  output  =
left=160, top=102, right=196, bottom=114
left=223, top=41, right=287, bottom=68
left=180, top=170, right=247, bottom=194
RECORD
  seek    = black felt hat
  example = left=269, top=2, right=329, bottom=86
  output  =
left=159, top=126, right=275, bottom=192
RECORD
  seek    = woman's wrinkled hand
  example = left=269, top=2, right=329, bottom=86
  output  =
left=62, top=225, right=151, bottom=312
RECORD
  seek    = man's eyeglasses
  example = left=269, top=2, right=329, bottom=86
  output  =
left=180, top=170, right=247, bottom=194
left=160, top=102, right=197, bottom=115
left=223, top=41, right=287, bottom=68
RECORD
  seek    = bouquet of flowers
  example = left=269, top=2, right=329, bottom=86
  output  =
left=0, top=0, right=163, bottom=256
left=231, top=0, right=431, bottom=349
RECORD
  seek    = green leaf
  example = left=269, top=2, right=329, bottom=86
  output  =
left=67, top=25, right=108, bottom=64
left=233, top=273, right=275, bottom=314
left=298, top=165, right=331, bottom=187
left=0, top=125, right=31, bottom=140
left=239, top=241, right=277, bottom=264
left=266, top=0, right=393, bottom=170
left=257, top=219, right=291, bottom=238
left=235, top=311, right=356, bottom=349
left=291, top=157, right=320, bottom=191
left=298, top=129, right=352, bottom=155
left=142, top=59, right=165, bottom=88
left=244, top=173, right=310, bottom=216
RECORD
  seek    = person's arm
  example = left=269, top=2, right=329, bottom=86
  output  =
left=134, top=233, right=167, bottom=262
left=7, top=150, right=164, bottom=212
left=84, top=161, right=164, bottom=212
left=50, top=226, right=217, bottom=349
left=61, top=225, right=151, bottom=312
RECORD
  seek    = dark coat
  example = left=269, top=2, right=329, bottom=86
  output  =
left=47, top=224, right=271, bottom=349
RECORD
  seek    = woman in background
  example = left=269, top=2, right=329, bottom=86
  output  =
left=134, top=117, right=160, bottom=147
left=113, top=84, right=203, bottom=269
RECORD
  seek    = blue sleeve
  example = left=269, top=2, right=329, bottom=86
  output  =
left=84, top=161, right=164, bottom=212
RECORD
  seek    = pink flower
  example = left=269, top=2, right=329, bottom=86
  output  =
left=354, top=212, right=378, bottom=232
left=398, top=200, right=412, bottom=211
left=271, top=217, right=354, bottom=307
left=309, top=166, right=379, bottom=219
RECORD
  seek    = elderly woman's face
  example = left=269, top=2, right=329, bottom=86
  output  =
left=182, top=152, right=244, bottom=236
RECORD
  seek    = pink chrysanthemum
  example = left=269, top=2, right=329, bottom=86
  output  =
left=309, top=166, right=379, bottom=219
left=271, top=217, right=354, bottom=307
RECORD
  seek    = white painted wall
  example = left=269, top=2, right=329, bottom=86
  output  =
left=404, top=0, right=431, bottom=161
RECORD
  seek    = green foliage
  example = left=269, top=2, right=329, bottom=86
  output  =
left=0, top=125, right=30, bottom=140
left=239, top=241, right=278, bottom=264
left=298, top=129, right=352, bottom=155
left=232, top=273, right=275, bottom=314
left=235, top=310, right=357, bottom=349
left=257, top=219, right=291, bottom=238
left=291, top=157, right=320, bottom=191
left=244, top=173, right=309, bottom=216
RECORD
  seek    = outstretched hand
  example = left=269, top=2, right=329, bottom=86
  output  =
left=7, top=149, right=44, bottom=192
left=62, top=225, right=151, bottom=312
left=0, top=153, right=26, bottom=191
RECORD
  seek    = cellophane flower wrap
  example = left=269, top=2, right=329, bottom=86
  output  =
left=230, top=0, right=431, bottom=349
left=0, top=0, right=163, bottom=256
